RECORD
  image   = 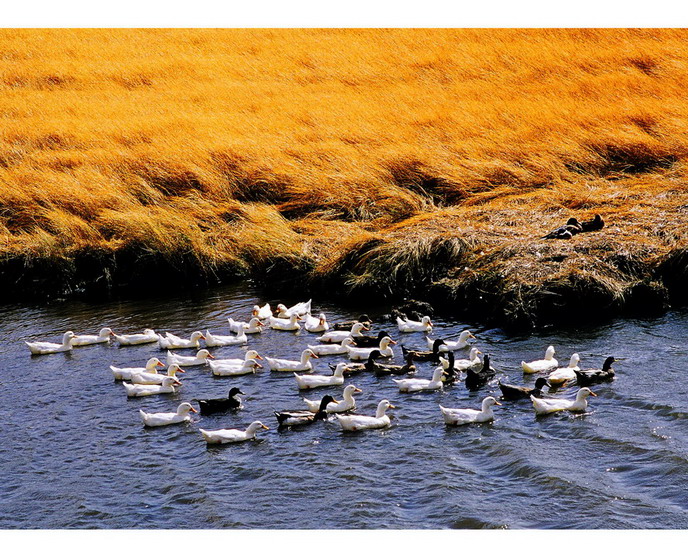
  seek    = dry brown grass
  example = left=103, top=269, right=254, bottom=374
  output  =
left=1, top=29, right=687, bottom=323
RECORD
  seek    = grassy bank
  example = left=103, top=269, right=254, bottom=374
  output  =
left=1, top=29, right=687, bottom=326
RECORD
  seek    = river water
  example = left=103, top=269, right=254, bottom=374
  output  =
left=1, top=283, right=687, bottom=529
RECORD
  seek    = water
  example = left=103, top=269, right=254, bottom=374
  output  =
left=1, top=284, right=687, bottom=529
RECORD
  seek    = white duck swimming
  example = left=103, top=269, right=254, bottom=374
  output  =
left=123, top=376, right=181, bottom=397
left=440, top=396, right=500, bottom=426
left=26, top=331, right=77, bottom=355
left=228, top=317, right=264, bottom=334
left=426, top=330, right=475, bottom=352
left=269, top=312, right=302, bottom=331
left=114, top=329, right=159, bottom=346
left=209, top=357, right=263, bottom=377
left=397, top=315, right=433, bottom=333
left=531, top=387, right=597, bottom=416
left=303, top=384, right=363, bottom=413
left=347, top=336, right=396, bottom=360
left=304, top=313, right=329, bottom=333
left=547, top=353, right=581, bottom=385
left=166, top=349, right=214, bottom=367
left=336, top=399, right=395, bottom=431
left=521, top=345, right=558, bottom=373
left=308, top=337, right=356, bottom=356
left=131, top=363, right=185, bottom=385
left=252, top=303, right=273, bottom=320
left=199, top=421, right=269, bottom=444
left=205, top=326, right=248, bottom=347
left=71, top=328, right=115, bottom=346
left=318, top=322, right=369, bottom=343
left=110, top=357, right=165, bottom=381
left=158, top=331, right=206, bottom=350
left=276, top=299, right=312, bottom=319
left=394, top=366, right=444, bottom=393
left=265, top=349, right=318, bottom=372
left=295, top=363, right=346, bottom=390
left=139, top=402, right=197, bottom=427
left=453, top=347, right=483, bottom=371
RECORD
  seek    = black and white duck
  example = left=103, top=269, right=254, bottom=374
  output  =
left=542, top=218, right=583, bottom=240
left=331, top=314, right=372, bottom=332
left=198, top=387, right=245, bottom=415
left=499, top=377, right=550, bottom=400
left=401, top=338, right=446, bottom=362
left=575, top=356, right=617, bottom=386
left=465, top=354, right=496, bottom=390
left=274, top=395, right=337, bottom=429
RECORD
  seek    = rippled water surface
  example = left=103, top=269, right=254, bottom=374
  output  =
left=1, top=284, right=687, bottom=529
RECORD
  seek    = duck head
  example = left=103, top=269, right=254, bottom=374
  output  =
left=228, top=387, right=244, bottom=398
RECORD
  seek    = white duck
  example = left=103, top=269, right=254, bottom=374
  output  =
left=158, top=331, right=206, bottom=350
left=26, top=331, right=77, bottom=355
left=521, top=345, right=558, bottom=374
left=308, top=337, right=356, bottom=356
left=336, top=399, right=395, bottom=431
left=205, top=326, right=248, bottom=347
left=228, top=317, right=264, bottom=334
left=531, top=387, right=597, bottom=416
left=397, top=315, right=433, bottom=333
left=426, top=330, right=475, bottom=351
left=394, top=366, right=444, bottom=393
left=252, top=303, right=273, bottom=320
left=166, top=349, right=214, bottom=367
left=304, top=313, right=329, bottom=333
left=318, top=322, right=369, bottom=343
left=139, top=402, right=197, bottom=427
left=199, top=421, right=269, bottom=444
left=547, top=353, right=581, bottom=385
left=114, top=329, right=159, bottom=346
left=295, top=363, right=346, bottom=390
left=71, top=328, right=114, bottom=346
left=440, top=396, right=501, bottom=426
left=347, top=336, right=396, bottom=360
left=110, top=357, right=165, bottom=381
left=269, top=312, right=302, bottom=331
left=123, top=377, right=181, bottom=397
left=265, top=349, right=318, bottom=372
left=209, top=358, right=263, bottom=377
left=276, top=299, right=312, bottom=319
left=453, top=347, right=483, bottom=371
left=304, top=384, right=363, bottom=413
left=131, top=363, right=185, bottom=385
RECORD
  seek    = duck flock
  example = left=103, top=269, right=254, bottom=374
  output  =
left=25, top=299, right=620, bottom=444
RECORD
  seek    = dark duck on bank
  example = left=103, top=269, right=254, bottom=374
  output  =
left=198, top=387, right=244, bottom=415
left=274, top=395, right=337, bottom=429
left=542, top=218, right=583, bottom=240
left=499, top=377, right=550, bottom=400
left=465, top=354, right=496, bottom=390
left=575, top=356, right=617, bottom=386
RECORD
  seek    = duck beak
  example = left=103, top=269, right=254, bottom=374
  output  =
left=255, top=363, right=264, bottom=369
left=173, top=381, right=182, bottom=386
left=207, top=353, right=215, bottom=359
left=199, top=335, right=206, bottom=340
left=388, top=404, right=396, bottom=409
left=262, top=424, right=270, bottom=430
left=258, top=321, right=265, bottom=327
left=332, top=399, right=340, bottom=404
left=255, top=354, right=264, bottom=360
left=157, top=360, right=165, bottom=367
left=494, top=401, right=502, bottom=406
left=311, top=353, right=319, bottom=359
left=354, top=388, right=363, bottom=393
left=390, top=340, right=397, bottom=345
left=190, top=406, right=198, bottom=413
left=589, top=391, right=598, bottom=397
left=177, top=366, right=186, bottom=373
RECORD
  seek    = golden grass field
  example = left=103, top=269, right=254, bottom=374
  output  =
left=1, top=29, right=687, bottom=325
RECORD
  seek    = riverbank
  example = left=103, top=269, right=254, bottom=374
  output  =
left=1, top=29, right=687, bottom=327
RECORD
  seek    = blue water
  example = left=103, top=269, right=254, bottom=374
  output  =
left=1, top=284, right=686, bottom=529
